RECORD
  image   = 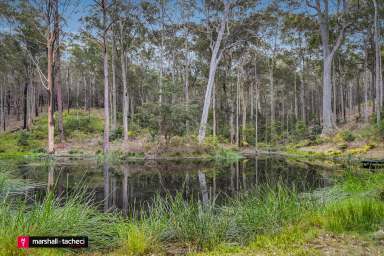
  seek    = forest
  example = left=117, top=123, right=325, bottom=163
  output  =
left=0, top=0, right=384, bottom=255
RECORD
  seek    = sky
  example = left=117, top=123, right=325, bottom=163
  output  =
left=63, top=0, right=93, bottom=33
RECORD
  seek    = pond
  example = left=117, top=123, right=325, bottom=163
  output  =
left=2, top=156, right=331, bottom=215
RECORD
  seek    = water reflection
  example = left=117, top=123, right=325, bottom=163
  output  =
left=14, top=157, right=328, bottom=214
left=198, top=171, right=209, bottom=205
left=103, top=160, right=110, bottom=212
left=47, top=162, right=55, bottom=193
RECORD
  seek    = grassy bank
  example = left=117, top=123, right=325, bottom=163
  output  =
left=0, top=109, right=242, bottom=161
left=282, top=123, right=383, bottom=160
left=1, top=165, right=383, bottom=255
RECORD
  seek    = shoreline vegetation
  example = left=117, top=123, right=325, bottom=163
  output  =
left=0, top=109, right=382, bottom=163
left=1, top=165, right=383, bottom=255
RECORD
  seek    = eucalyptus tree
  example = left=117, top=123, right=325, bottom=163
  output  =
left=197, top=0, right=260, bottom=143
left=113, top=0, right=146, bottom=142
left=305, top=0, right=352, bottom=134
left=373, top=0, right=382, bottom=125
left=84, top=0, right=114, bottom=153
left=10, top=0, right=60, bottom=153
left=54, top=0, right=64, bottom=143
left=197, top=0, right=230, bottom=143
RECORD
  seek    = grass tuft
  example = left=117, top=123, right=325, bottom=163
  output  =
left=0, top=192, right=119, bottom=255
left=325, top=198, right=384, bottom=233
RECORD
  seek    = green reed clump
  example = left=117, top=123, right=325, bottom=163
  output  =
left=341, top=167, right=384, bottom=194
left=141, top=194, right=230, bottom=251
left=227, top=185, right=314, bottom=243
left=122, top=185, right=313, bottom=252
left=0, top=192, right=120, bottom=256
left=325, top=198, right=384, bottom=233
left=116, top=222, right=160, bottom=256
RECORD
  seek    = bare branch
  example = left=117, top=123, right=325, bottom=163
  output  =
left=22, top=47, right=48, bottom=90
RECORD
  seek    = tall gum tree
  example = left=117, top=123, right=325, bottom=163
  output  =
left=198, top=0, right=230, bottom=144
left=306, top=0, right=349, bottom=135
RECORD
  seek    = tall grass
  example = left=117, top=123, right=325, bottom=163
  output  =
left=117, top=185, right=314, bottom=252
left=228, top=185, right=312, bottom=243
left=0, top=174, right=120, bottom=255
left=325, top=198, right=384, bottom=233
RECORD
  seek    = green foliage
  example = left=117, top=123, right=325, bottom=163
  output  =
left=293, top=121, right=308, bottom=139
left=0, top=130, right=44, bottom=157
left=116, top=223, right=159, bottom=255
left=340, top=131, right=355, bottom=142
left=230, top=185, right=312, bottom=242
left=134, top=185, right=314, bottom=251
left=340, top=169, right=384, bottom=194
left=242, top=125, right=256, bottom=145
left=0, top=193, right=119, bottom=255
left=325, top=198, right=384, bottom=233
left=135, top=102, right=197, bottom=142
left=147, top=194, right=230, bottom=250
left=204, top=135, right=220, bottom=149
left=248, top=225, right=319, bottom=255
left=63, top=112, right=103, bottom=137
left=110, top=127, right=123, bottom=141
left=17, top=131, right=30, bottom=147
left=212, top=147, right=242, bottom=162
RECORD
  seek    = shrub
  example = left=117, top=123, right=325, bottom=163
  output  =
left=63, top=115, right=103, bottom=137
left=204, top=135, right=220, bottom=149
left=17, top=131, right=30, bottom=147
left=293, top=121, right=308, bottom=139
left=340, top=131, right=355, bottom=142
left=135, top=102, right=197, bottom=142
left=110, top=127, right=123, bottom=141
left=325, top=198, right=384, bottom=233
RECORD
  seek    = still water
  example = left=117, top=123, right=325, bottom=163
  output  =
left=5, top=156, right=330, bottom=214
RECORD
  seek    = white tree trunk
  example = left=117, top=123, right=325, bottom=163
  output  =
left=118, top=20, right=129, bottom=143
left=0, top=80, right=3, bottom=132
left=198, top=1, right=229, bottom=143
left=373, top=0, right=382, bottom=125
left=111, top=32, right=117, bottom=131
left=314, top=0, right=346, bottom=134
left=102, top=0, right=110, bottom=154
left=300, top=56, right=306, bottom=123
left=364, top=44, right=369, bottom=123
left=198, top=171, right=209, bottom=205
left=212, top=82, right=216, bottom=137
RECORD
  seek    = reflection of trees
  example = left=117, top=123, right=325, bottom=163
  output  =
left=230, top=163, right=235, bottom=195
left=198, top=171, right=208, bottom=205
left=13, top=157, right=327, bottom=212
left=242, top=160, right=247, bottom=191
left=122, top=166, right=129, bottom=215
left=112, top=176, right=117, bottom=208
left=103, top=160, right=110, bottom=213
left=255, top=158, right=259, bottom=185
left=47, top=162, right=54, bottom=193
